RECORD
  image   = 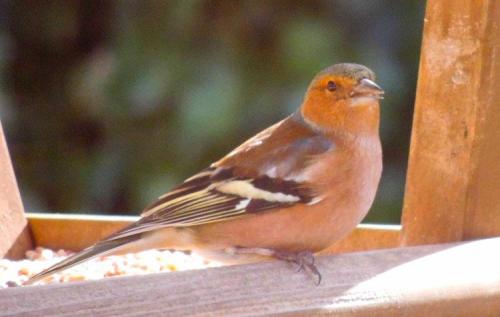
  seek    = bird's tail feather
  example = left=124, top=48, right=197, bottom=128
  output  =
left=23, top=234, right=141, bottom=286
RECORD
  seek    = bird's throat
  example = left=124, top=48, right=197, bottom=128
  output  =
left=300, top=98, right=380, bottom=137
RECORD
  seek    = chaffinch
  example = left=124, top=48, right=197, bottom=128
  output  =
left=26, top=63, right=383, bottom=285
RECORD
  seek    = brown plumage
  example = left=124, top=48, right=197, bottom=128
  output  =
left=25, top=63, right=383, bottom=285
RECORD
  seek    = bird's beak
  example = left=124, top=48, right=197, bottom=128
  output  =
left=351, top=78, right=384, bottom=100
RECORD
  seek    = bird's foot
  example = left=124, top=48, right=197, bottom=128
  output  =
left=272, top=250, right=322, bottom=285
left=229, top=247, right=321, bottom=285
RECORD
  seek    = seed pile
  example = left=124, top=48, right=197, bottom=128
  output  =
left=0, top=247, right=218, bottom=288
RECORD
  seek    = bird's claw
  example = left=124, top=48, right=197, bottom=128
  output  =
left=274, top=250, right=322, bottom=285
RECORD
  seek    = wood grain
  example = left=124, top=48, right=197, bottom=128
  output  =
left=401, top=0, right=500, bottom=245
left=2, top=238, right=500, bottom=316
left=0, top=122, right=31, bottom=258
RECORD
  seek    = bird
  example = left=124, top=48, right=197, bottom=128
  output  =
left=25, top=63, right=383, bottom=286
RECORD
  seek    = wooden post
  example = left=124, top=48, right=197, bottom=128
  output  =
left=0, top=122, right=32, bottom=258
left=401, top=0, right=500, bottom=245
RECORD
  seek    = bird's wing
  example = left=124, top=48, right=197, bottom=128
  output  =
left=106, top=168, right=313, bottom=241
left=106, top=116, right=333, bottom=241
left=24, top=116, right=333, bottom=285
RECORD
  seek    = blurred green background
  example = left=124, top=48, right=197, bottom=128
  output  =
left=0, top=1, right=424, bottom=223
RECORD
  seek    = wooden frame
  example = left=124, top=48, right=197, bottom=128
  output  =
left=401, top=0, right=500, bottom=245
left=1, top=0, right=500, bottom=315
left=3, top=238, right=500, bottom=316
left=0, top=122, right=31, bottom=259
left=26, top=213, right=401, bottom=254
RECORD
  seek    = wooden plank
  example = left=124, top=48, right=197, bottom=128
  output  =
left=27, top=213, right=139, bottom=252
left=4, top=226, right=33, bottom=260
left=2, top=238, right=500, bottom=316
left=27, top=213, right=401, bottom=254
left=322, top=224, right=401, bottom=254
left=401, top=0, right=500, bottom=245
left=0, top=122, right=32, bottom=259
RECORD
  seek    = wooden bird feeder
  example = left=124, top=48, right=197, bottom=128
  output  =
left=1, top=0, right=500, bottom=315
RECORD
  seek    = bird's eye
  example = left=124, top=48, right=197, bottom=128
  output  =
left=326, top=81, right=337, bottom=91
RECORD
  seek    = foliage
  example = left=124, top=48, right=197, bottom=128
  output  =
left=0, top=1, right=424, bottom=223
